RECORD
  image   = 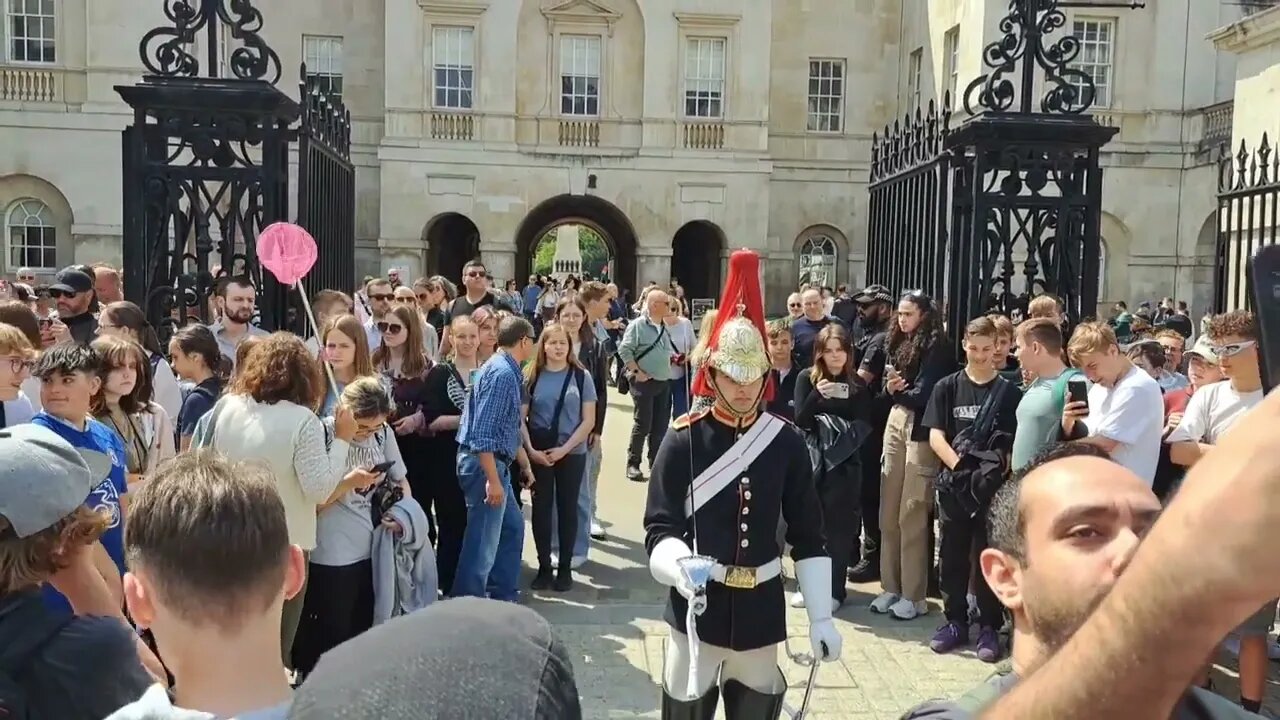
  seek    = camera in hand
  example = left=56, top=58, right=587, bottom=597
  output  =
left=1249, top=244, right=1280, bottom=393
left=1067, top=376, right=1089, bottom=411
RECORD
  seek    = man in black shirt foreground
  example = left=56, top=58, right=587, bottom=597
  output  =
left=901, top=443, right=1260, bottom=719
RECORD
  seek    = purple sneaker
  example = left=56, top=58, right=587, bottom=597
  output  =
left=976, top=626, right=1002, bottom=663
left=929, top=622, right=968, bottom=654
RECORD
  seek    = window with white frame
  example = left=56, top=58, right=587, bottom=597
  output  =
left=303, top=35, right=344, bottom=101
left=907, top=48, right=922, bottom=110
left=432, top=26, right=475, bottom=110
left=560, top=35, right=601, bottom=117
left=798, top=235, right=838, bottom=288
left=806, top=59, right=845, bottom=133
left=7, top=0, right=55, bottom=63
left=683, top=37, right=725, bottom=119
left=6, top=200, right=56, bottom=271
left=1072, top=19, right=1114, bottom=108
left=943, top=26, right=960, bottom=101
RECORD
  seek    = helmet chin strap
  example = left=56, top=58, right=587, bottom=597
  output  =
left=710, top=374, right=766, bottom=426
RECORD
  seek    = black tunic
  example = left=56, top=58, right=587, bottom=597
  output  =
left=643, top=410, right=828, bottom=651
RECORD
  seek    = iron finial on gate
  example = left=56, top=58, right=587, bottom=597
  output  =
left=140, top=0, right=282, bottom=84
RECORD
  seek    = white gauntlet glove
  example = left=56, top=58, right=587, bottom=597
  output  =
left=795, top=557, right=842, bottom=662
left=650, top=537, right=697, bottom=601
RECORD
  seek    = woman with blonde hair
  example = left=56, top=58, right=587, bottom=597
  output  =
left=420, top=314, right=482, bottom=594
left=522, top=322, right=596, bottom=591
left=320, top=314, right=378, bottom=416
left=89, top=336, right=176, bottom=484
left=685, top=309, right=719, bottom=415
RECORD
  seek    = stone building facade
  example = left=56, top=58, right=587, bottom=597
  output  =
left=0, top=0, right=1258, bottom=312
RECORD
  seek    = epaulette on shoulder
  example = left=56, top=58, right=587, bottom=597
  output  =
left=671, top=408, right=710, bottom=430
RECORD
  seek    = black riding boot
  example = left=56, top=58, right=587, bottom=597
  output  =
left=721, top=677, right=785, bottom=720
left=661, top=686, right=719, bottom=720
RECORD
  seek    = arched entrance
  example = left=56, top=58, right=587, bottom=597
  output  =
left=424, top=213, right=481, bottom=283
left=515, top=195, right=638, bottom=293
left=671, top=221, right=725, bottom=301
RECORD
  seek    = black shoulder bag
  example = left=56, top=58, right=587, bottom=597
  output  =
left=617, top=323, right=668, bottom=395
left=936, top=378, right=1011, bottom=519
left=528, top=368, right=584, bottom=451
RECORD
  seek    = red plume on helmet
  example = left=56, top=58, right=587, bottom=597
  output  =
left=690, top=249, right=774, bottom=402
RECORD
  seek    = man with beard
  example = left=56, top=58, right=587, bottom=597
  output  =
left=209, top=276, right=267, bottom=368
left=49, top=266, right=99, bottom=344
left=901, top=442, right=1260, bottom=719
left=847, top=283, right=893, bottom=583
left=439, top=259, right=512, bottom=356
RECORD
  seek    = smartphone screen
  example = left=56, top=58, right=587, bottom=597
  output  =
left=1249, top=244, right=1280, bottom=392
left=370, top=460, right=395, bottom=474
left=1067, top=377, right=1089, bottom=407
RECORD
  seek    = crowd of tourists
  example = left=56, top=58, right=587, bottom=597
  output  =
left=0, top=254, right=1275, bottom=719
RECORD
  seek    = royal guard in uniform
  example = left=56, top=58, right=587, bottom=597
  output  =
left=644, top=249, right=841, bottom=719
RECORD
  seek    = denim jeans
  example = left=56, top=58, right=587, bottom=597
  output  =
left=452, top=451, right=524, bottom=601
left=552, top=442, right=599, bottom=560
left=670, top=374, right=691, bottom=419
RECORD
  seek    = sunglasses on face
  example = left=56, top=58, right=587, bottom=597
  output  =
left=395, top=296, right=416, bottom=304
left=17, top=275, right=34, bottom=282
left=788, top=302, right=801, bottom=308
left=466, top=270, right=486, bottom=278
left=417, top=293, right=431, bottom=302
left=1211, top=340, right=1256, bottom=358
left=369, top=293, right=394, bottom=302
left=377, top=322, right=405, bottom=335
left=48, top=289, right=77, bottom=299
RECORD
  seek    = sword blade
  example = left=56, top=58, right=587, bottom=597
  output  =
left=793, top=660, right=821, bottom=719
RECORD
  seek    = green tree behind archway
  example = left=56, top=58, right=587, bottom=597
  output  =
left=531, top=225, right=613, bottom=280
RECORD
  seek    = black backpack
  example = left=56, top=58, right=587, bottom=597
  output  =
left=0, top=612, right=73, bottom=719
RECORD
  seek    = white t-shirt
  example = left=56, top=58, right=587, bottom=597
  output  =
left=1166, top=381, right=1263, bottom=445
left=1084, top=364, right=1164, bottom=485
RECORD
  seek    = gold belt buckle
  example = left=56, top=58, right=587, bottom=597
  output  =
left=723, top=565, right=757, bottom=590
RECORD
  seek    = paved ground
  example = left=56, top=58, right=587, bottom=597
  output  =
left=513, top=391, right=1280, bottom=718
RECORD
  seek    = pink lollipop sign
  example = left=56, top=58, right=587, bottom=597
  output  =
left=258, top=222, right=318, bottom=286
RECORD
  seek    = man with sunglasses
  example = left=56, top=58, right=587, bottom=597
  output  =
left=48, top=266, right=99, bottom=344
left=439, top=260, right=512, bottom=356
left=362, top=278, right=396, bottom=350
left=1165, top=309, right=1271, bottom=714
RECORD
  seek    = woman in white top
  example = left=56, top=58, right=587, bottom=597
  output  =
left=89, top=336, right=176, bottom=491
left=202, top=332, right=382, bottom=668
left=664, top=296, right=697, bottom=419
left=97, top=301, right=184, bottom=422
left=293, top=376, right=411, bottom=677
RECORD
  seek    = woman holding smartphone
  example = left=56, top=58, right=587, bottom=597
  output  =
left=793, top=323, right=867, bottom=612
left=664, top=295, right=696, bottom=418
left=293, top=377, right=410, bottom=678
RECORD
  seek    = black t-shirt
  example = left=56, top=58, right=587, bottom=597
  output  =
left=0, top=589, right=152, bottom=719
left=856, top=330, right=888, bottom=393
left=922, top=369, right=1021, bottom=442
left=444, top=291, right=512, bottom=325
left=996, top=355, right=1023, bottom=386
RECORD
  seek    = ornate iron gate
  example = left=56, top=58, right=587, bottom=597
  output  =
left=117, top=1, right=353, bottom=342
left=865, top=0, right=1127, bottom=351
left=1214, top=135, right=1279, bottom=312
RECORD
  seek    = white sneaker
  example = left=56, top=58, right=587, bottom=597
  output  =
left=589, top=522, right=606, bottom=540
left=889, top=597, right=929, bottom=620
left=789, top=592, right=807, bottom=609
left=869, top=592, right=900, bottom=614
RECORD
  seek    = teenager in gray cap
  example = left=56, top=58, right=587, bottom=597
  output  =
left=0, top=424, right=152, bottom=719
left=288, top=597, right=581, bottom=720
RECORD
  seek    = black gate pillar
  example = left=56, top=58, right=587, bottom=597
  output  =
left=116, top=2, right=317, bottom=342
left=942, top=0, right=1131, bottom=338
left=944, top=0, right=1126, bottom=340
